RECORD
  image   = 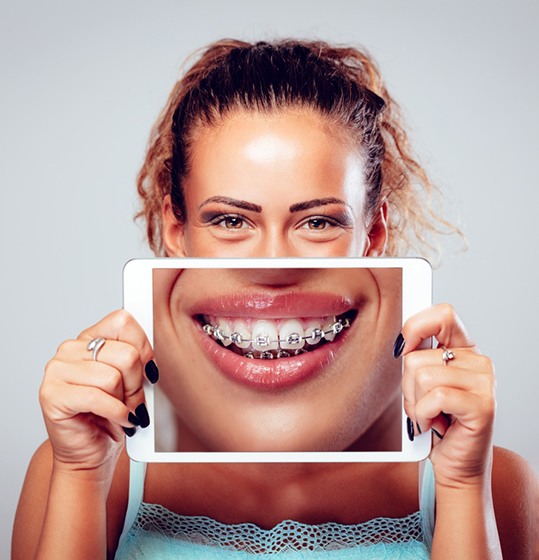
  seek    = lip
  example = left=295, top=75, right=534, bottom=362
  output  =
left=189, top=291, right=358, bottom=390
left=190, top=291, right=355, bottom=319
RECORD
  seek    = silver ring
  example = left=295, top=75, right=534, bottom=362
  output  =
left=87, top=337, right=106, bottom=361
left=441, top=346, right=455, bottom=366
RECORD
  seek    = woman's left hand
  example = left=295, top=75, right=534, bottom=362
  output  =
left=400, top=303, right=496, bottom=490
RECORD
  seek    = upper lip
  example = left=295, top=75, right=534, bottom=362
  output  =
left=188, top=291, right=358, bottom=319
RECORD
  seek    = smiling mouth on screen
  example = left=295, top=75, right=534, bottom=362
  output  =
left=190, top=292, right=360, bottom=389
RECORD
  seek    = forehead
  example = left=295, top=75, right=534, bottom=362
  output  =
left=184, top=109, right=366, bottom=210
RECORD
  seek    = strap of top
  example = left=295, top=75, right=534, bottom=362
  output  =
left=418, top=458, right=436, bottom=550
left=117, top=459, right=147, bottom=548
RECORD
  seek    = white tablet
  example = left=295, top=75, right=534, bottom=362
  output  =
left=124, top=257, right=432, bottom=463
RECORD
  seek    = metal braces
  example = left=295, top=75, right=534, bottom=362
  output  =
left=202, top=317, right=350, bottom=347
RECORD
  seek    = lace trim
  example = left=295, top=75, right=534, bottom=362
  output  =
left=131, top=503, right=424, bottom=554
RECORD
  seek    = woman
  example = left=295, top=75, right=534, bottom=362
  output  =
left=12, top=39, right=537, bottom=559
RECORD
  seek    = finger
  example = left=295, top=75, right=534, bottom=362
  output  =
left=52, top=340, right=147, bottom=419
left=40, top=382, right=135, bottom=428
left=57, top=340, right=145, bottom=399
left=48, top=361, right=147, bottom=426
left=49, top=359, right=124, bottom=398
left=403, top=368, right=486, bottom=418
left=402, top=348, right=492, bottom=403
left=413, top=386, right=495, bottom=436
left=399, top=303, right=475, bottom=355
left=78, top=310, right=154, bottom=367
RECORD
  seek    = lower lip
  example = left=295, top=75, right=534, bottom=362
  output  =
left=194, top=320, right=352, bottom=390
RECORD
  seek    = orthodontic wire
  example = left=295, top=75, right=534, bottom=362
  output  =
left=202, top=317, right=350, bottom=347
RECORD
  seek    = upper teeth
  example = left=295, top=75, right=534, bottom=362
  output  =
left=202, top=315, right=350, bottom=354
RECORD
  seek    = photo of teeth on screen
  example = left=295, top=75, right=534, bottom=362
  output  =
left=152, top=267, right=403, bottom=453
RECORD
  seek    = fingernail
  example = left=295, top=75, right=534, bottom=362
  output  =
left=432, top=428, right=444, bottom=440
left=145, top=360, right=159, bottom=384
left=393, top=333, right=405, bottom=359
left=128, top=412, right=140, bottom=426
left=135, top=403, right=150, bottom=428
left=123, top=426, right=136, bottom=437
left=416, top=422, right=422, bottom=435
left=406, top=417, right=415, bottom=442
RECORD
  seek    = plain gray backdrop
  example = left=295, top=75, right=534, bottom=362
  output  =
left=2, top=0, right=538, bottom=555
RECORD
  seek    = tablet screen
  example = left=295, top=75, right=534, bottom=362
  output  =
left=124, top=258, right=431, bottom=462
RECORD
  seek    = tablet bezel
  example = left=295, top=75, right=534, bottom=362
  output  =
left=124, top=257, right=432, bottom=463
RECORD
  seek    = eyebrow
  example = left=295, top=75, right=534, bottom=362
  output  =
left=198, top=196, right=351, bottom=214
left=289, top=198, right=350, bottom=213
left=198, top=196, right=262, bottom=213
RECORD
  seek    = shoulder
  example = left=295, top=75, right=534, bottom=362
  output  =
left=492, top=446, right=537, bottom=502
left=491, top=446, right=538, bottom=559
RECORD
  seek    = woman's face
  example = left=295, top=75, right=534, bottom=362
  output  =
left=163, top=109, right=387, bottom=258
left=156, top=109, right=398, bottom=452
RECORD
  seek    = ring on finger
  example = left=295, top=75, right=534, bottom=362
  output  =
left=87, top=337, right=106, bottom=361
left=441, top=346, right=455, bottom=366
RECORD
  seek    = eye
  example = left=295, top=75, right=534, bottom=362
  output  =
left=306, top=218, right=329, bottom=230
left=210, top=214, right=251, bottom=230
left=299, top=216, right=338, bottom=231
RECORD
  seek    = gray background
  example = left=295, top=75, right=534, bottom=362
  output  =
left=1, top=0, right=537, bottom=555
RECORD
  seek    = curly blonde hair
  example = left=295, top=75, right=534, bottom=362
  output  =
left=136, top=38, right=459, bottom=259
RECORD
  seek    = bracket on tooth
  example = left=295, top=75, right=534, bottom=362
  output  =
left=212, top=327, right=226, bottom=341
left=308, top=328, right=324, bottom=344
left=230, top=332, right=243, bottom=345
left=255, top=335, right=270, bottom=347
left=286, top=333, right=301, bottom=345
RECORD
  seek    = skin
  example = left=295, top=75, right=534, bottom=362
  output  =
left=12, top=108, right=538, bottom=559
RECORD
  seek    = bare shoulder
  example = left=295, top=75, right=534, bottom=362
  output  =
left=491, top=446, right=538, bottom=559
left=12, top=440, right=131, bottom=560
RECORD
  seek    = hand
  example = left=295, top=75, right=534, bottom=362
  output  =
left=400, top=304, right=496, bottom=490
left=39, top=310, right=155, bottom=480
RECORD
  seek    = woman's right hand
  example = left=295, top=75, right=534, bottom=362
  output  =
left=39, top=310, right=155, bottom=480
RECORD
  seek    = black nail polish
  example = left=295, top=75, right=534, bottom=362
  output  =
left=123, top=426, right=136, bottom=437
left=393, top=333, right=405, bottom=359
left=416, top=422, right=422, bottom=435
left=432, top=428, right=444, bottom=440
left=135, top=403, right=150, bottom=428
left=406, top=417, right=415, bottom=442
left=128, top=412, right=140, bottom=426
left=145, top=360, right=159, bottom=384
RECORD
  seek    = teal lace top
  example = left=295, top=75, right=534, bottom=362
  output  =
left=115, top=460, right=435, bottom=559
